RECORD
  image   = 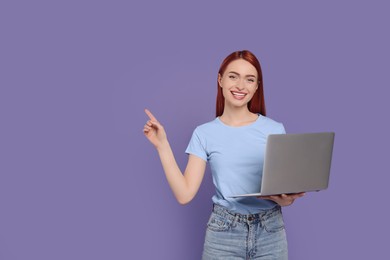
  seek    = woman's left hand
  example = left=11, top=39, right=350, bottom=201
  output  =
left=258, top=192, right=305, bottom=207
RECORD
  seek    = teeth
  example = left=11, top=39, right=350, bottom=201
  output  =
left=232, top=92, right=246, bottom=96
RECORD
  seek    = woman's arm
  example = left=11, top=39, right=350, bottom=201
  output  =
left=259, top=193, right=305, bottom=207
left=143, top=109, right=206, bottom=205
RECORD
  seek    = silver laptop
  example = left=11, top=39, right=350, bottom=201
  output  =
left=231, top=132, right=335, bottom=197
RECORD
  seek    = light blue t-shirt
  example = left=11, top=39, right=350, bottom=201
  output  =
left=185, top=114, right=285, bottom=214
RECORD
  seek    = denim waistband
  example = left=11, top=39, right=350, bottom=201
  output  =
left=212, top=203, right=281, bottom=223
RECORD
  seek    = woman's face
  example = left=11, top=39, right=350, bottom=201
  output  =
left=218, top=59, right=258, bottom=109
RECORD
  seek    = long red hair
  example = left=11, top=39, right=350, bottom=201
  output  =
left=216, top=50, right=266, bottom=117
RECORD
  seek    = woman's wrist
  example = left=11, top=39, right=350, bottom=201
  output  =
left=156, top=139, right=170, bottom=152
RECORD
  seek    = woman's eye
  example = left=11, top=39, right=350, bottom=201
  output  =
left=229, top=75, right=236, bottom=79
left=248, top=78, right=255, bottom=83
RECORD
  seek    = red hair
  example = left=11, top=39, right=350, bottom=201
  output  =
left=216, top=50, right=266, bottom=117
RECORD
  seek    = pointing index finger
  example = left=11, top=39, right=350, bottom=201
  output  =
left=144, top=108, right=158, bottom=121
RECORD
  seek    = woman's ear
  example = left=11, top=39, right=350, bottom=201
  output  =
left=218, top=74, right=222, bottom=87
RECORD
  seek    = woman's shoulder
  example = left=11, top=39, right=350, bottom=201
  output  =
left=193, top=118, right=219, bottom=131
left=258, top=114, right=285, bottom=133
left=259, top=114, right=282, bottom=125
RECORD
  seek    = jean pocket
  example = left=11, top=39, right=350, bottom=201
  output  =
left=263, top=209, right=285, bottom=233
left=207, top=214, right=233, bottom=232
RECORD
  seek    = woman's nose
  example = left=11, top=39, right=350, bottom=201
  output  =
left=236, top=79, right=245, bottom=89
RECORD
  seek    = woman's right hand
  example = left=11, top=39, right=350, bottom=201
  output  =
left=143, top=109, right=168, bottom=149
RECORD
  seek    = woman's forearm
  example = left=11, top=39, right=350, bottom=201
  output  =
left=156, top=141, right=191, bottom=204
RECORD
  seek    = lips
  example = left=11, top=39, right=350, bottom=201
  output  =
left=231, top=91, right=247, bottom=100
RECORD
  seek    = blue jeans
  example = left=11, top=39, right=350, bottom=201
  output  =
left=202, top=204, right=288, bottom=260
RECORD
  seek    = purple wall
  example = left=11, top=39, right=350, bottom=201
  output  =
left=1, top=1, right=389, bottom=259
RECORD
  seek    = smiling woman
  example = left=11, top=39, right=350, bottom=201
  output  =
left=143, top=50, right=304, bottom=259
left=217, top=58, right=261, bottom=126
left=216, top=50, right=266, bottom=118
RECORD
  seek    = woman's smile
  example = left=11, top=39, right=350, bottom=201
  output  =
left=231, top=91, right=247, bottom=100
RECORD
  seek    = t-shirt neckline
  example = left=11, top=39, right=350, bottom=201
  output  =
left=215, top=114, right=262, bottom=129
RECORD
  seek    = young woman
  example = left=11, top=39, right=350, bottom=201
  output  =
left=143, top=50, right=304, bottom=259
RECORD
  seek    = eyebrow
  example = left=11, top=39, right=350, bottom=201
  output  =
left=227, top=71, right=257, bottom=78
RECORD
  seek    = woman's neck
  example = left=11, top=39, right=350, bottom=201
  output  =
left=219, top=106, right=258, bottom=127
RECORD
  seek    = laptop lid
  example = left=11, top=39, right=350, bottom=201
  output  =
left=231, top=132, right=335, bottom=197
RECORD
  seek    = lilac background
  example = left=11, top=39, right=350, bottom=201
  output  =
left=1, top=0, right=389, bottom=259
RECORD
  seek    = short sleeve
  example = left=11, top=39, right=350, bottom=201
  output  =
left=185, top=128, right=208, bottom=162
left=279, top=123, right=286, bottom=134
